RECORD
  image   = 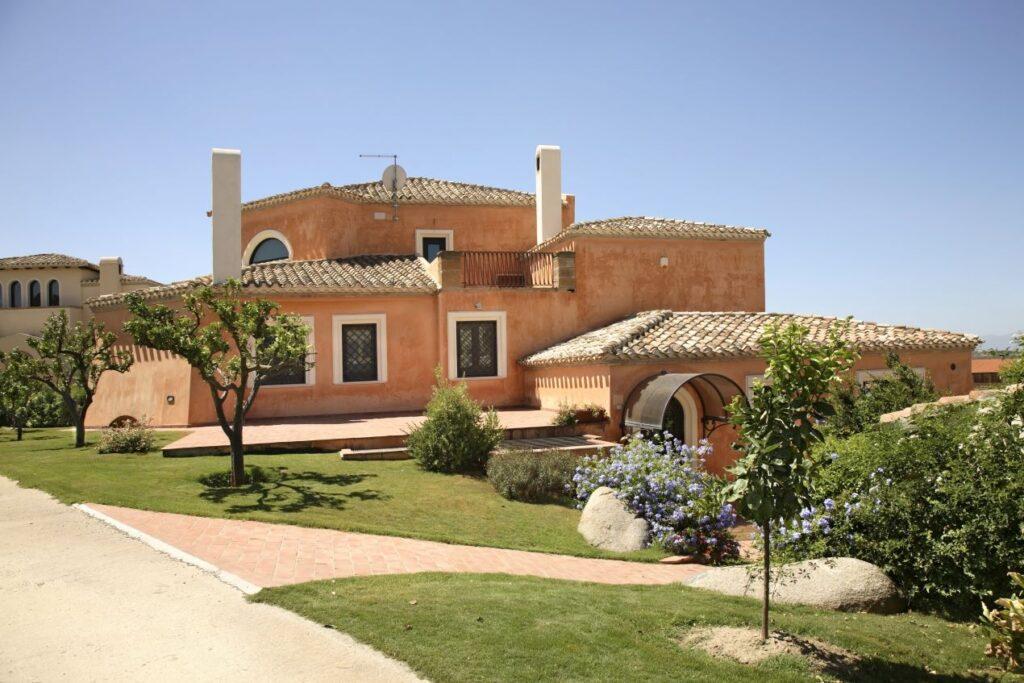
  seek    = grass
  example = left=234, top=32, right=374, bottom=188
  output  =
left=0, top=428, right=663, bottom=561
left=253, top=572, right=1017, bottom=682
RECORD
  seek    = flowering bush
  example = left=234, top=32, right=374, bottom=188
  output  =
left=571, top=434, right=737, bottom=561
left=97, top=419, right=155, bottom=454
left=981, top=572, right=1024, bottom=672
left=773, top=386, right=1024, bottom=616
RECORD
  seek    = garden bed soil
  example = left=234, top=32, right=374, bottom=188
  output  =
left=682, top=626, right=860, bottom=673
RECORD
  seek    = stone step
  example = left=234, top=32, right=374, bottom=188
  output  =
left=339, top=446, right=410, bottom=461
left=337, top=435, right=616, bottom=461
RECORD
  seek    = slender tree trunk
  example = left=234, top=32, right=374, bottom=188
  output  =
left=227, top=432, right=242, bottom=485
left=762, top=525, right=771, bottom=642
left=74, top=414, right=86, bottom=448
left=16, top=426, right=23, bottom=441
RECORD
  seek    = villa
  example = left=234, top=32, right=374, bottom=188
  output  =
left=83, top=146, right=979, bottom=469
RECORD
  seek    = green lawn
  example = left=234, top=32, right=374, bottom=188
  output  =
left=253, top=572, right=1015, bottom=682
left=0, top=428, right=662, bottom=560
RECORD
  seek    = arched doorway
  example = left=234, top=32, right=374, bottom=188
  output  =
left=622, top=372, right=746, bottom=445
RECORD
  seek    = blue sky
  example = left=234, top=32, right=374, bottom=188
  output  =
left=1, top=1, right=1020, bottom=342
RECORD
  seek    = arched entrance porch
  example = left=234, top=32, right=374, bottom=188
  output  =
left=621, top=372, right=746, bottom=446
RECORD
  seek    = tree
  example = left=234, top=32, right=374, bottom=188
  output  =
left=0, top=352, right=35, bottom=440
left=124, top=281, right=310, bottom=486
left=827, top=351, right=936, bottom=437
left=1000, top=335, right=1024, bottom=386
left=11, top=311, right=133, bottom=447
left=725, top=322, right=857, bottom=641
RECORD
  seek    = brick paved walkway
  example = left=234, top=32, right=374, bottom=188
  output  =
left=88, top=504, right=707, bottom=588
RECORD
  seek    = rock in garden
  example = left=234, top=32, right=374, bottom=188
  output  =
left=577, top=486, right=649, bottom=552
left=686, top=557, right=905, bottom=614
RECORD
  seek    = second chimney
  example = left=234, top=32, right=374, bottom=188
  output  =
left=211, top=148, right=242, bottom=283
left=97, top=257, right=123, bottom=297
left=535, top=145, right=562, bottom=245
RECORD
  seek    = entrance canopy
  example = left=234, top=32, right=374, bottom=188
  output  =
left=623, top=372, right=746, bottom=434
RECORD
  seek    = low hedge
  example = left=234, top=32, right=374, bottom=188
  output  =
left=487, top=449, right=577, bottom=503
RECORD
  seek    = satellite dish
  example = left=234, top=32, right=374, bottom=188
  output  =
left=381, top=164, right=407, bottom=193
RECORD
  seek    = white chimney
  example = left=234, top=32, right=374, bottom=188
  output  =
left=97, top=257, right=123, bottom=297
left=535, top=145, right=562, bottom=245
left=211, top=148, right=242, bottom=283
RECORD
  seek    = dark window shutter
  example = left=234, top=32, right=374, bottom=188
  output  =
left=342, top=324, right=378, bottom=382
left=456, top=321, right=498, bottom=377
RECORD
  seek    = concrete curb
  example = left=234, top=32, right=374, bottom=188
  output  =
left=74, top=503, right=262, bottom=595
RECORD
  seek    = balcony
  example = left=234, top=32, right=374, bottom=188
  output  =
left=429, top=251, right=574, bottom=290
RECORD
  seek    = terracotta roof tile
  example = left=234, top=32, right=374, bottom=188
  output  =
left=533, top=216, right=769, bottom=251
left=82, top=273, right=162, bottom=287
left=87, top=255, right=436, bottom=308
left=0, top=254, right=97, bottom=270
left=522, top=311, right=980, bottom=366
left=243, top=177, right=542, bottom=211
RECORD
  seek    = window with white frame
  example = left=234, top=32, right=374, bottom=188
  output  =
left=333, top=314, right=387, bottom=383
left=415, top=229, right=453, bottom=263
left=745, top=373, right=770, bottom=398
left=262, top=316, right=315, bottom=387
left=447, top=311, right=507, bottom=379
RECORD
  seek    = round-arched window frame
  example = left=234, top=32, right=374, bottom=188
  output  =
left=9, top=281, right=22, bottom=308
left=244, top=230, right=292, bottom=265
left=28, top=280, right=42, bottom=307
left=47, top=279, right=60, bottom=306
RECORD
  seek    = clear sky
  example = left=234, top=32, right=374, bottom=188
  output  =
left=1, top=1, right=1020, bottom=342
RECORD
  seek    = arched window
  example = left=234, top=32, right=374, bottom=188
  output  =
left=249, top=238, right=289, bottom=264
left=47, top=279, right=60, bottom=306
left=9, top=281, right=22, bottom=308
left=28, top=280, right=41, bottom=307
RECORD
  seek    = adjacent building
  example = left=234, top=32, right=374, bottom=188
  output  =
left=0, top=254, right=158, bottom=352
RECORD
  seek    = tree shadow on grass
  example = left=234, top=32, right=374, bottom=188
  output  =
left=198, top=465, right=388, bottom=514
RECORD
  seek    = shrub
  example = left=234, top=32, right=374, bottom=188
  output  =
left=552, top=403, right=608, bottom=427
left=487, top=449, right=577, bottom=502
left=827, top=352, right=937, bottom=437
left=571, top=434, right=737, bottom=562
left=97, top=420, right=156, bottom=454
left=406, top=368, right=504, bottom=473
left=981, top=572, right=1024, bottom=672
left=552, top=403, right=578, bottom=427
left=773, top=387, right=1024, bottom=616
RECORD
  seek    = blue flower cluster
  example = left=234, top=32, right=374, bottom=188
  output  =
left=572, top=432, right=738, bottom=560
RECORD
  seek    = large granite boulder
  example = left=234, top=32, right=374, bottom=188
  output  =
left=686, top=557, right=904, bottom=614
left=577, top=486, right=649, bottom=552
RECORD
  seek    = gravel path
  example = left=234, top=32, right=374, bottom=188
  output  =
left=0, top=476, right=421, bottom=682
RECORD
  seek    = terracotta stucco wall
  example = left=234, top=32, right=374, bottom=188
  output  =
left=171, top=295, right=436, bottom=425
left=241, top=196, right=575, bottom=263
left=571, top=238, right=766, bottom=328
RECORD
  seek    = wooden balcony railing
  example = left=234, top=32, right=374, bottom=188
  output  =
left=460, top=251, right=555, bottom=288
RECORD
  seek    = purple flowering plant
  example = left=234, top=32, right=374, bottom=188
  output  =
left=571, top=432, right=738, bottom=562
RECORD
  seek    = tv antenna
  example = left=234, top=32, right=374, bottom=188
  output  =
left=359, top=153, right=405, bottom=221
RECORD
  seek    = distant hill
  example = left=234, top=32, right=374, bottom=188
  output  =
left=978, top=331, right=1022, bottom=351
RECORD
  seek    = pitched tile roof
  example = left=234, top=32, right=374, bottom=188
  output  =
left=87, top=255, right=437, bottom=308
left=0, top=254, right=98, bottom=271
left=533, top=216, right=770, bottom=251
left=243, top=177, right=543, bottom=211
left=82, top=273, right=163, bottom=287
left=521, top=311, right=981, bottom=367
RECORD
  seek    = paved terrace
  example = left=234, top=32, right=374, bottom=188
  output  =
left=163, top=407, right=570, bottom=455
left=87, top=504, right=706, bottom=588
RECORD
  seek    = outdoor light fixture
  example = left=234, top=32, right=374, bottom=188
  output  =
left=659, top=256, right=669, bottom=267
left=166, top=395, right=175, bottom=405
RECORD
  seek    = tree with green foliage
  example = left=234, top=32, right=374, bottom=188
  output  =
left=124, top=281, right=310, bottom=486
left=8, top=311, right=132, bottom=447
left=725, top=322, right=857, bottom=640
left=1000, top=334, right=1024, bottom=386
left=406, top=367, right=503, bottom=473
left=827, top=351, right=937, bottom=437
left=0, top=351, right=35, bottom=440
